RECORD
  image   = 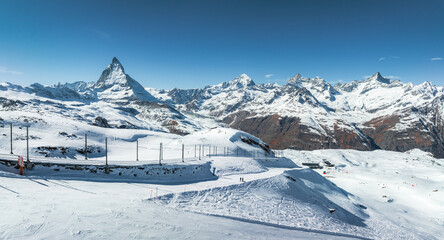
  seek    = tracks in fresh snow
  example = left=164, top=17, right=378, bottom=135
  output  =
left=186, top=210, right=372, bottom=240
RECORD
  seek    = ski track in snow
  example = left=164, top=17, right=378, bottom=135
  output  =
left=1, top=146, right=443, bottom=239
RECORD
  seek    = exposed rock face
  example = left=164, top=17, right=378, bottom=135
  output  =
left=0, top=97, right=24, bottom=110
left=225, top=113, right=378, bottom=151
left=361, top=107, right=444, bottom=158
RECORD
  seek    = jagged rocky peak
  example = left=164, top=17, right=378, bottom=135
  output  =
left=94, top=57, right=128, bottom=88
left=287, top=74, right=331, bottom=91
left=223, top=73, right=255, bottom=88
left=92, top=57, right=157, bottom=102
left=110, top=57, right=125, bottom=72
left=287, top=73, right=304, bottom=85
left=288, top=73, right=325, bottom=84
left=367, top=72, right=391, bottom=84
left=414, top=80, right=438, bottom=95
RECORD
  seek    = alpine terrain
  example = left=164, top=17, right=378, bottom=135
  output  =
left=0, top=58, right=443, bottom=239
left=150, top=71, right=444, bottom=158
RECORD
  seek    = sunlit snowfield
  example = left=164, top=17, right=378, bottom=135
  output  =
left=0, top=124, right=443, bottom=239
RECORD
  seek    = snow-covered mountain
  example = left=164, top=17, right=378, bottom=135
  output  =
left=2, top=57, right=444, bottom=157
left=0, top=58, right=219, bottom=135
left=149, top=72, right=444, bottom=157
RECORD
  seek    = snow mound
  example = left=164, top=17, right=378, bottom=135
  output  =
left=405, top=148, right=435, bottom=158
left=154, top=168, right=379, bottom=237
left=284, top=149, right=444, bottom=239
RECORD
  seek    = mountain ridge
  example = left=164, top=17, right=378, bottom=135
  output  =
left=2, top=58, right=444, bottom=157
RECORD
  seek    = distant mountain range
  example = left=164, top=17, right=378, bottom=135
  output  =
left=2, top=57, right=444, bottom=157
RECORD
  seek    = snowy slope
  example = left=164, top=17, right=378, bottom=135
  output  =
left=0, top=169, right=358, bottom=240
left=283, top=148, right=444, bottom=239
left=2, top=147, right=442, bottom=239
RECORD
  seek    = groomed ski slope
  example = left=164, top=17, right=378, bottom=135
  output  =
left=0, top=128, right=443, bottom=239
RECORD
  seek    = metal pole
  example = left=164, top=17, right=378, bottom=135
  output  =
left=85, top=134, right=87, bottom=160
left=105, top=137, right=109, bottom=173
left=26, top=126, right=29, bottom=161
left=195, top=145, right=196, bottom=158
left=10, top=123, right=13, bottom=154
left=159, top=142, right=163, bottom=165
left=105, top=138, right=108, bottom=165
left=199, top=145, right=201, bottom=160
left=216, top=146, right=217, bottom=156
left=182, top=144, right=184, bottom=162
left=136, top=140, right=139, bottom=161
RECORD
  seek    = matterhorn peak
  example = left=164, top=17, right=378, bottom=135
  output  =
left=112, top=56, right=120, bottom=63
left=92, top=57, right=156, bottom=102
left=109, top=57, right=125, bottom=73
left=94, top=57, right=128, bottom=88
left=367, top=72, right=390, bottom=84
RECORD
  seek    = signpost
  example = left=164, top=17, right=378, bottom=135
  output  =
left=18, top=156, right=24, bottom=175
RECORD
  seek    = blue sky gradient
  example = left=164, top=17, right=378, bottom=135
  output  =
left=0, top=0, right=443, bottom=89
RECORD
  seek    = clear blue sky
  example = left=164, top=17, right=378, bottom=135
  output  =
left=1, top=0, right=443, bottom=89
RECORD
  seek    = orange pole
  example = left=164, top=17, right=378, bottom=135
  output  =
left=20, top=165, right=23, bottom=175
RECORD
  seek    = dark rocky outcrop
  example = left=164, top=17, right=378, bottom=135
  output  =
left=362, top=110, right=444, bottom=158
left=225, top=112, right=378, bottom=151
left=94, top=117, right=111, bottom=128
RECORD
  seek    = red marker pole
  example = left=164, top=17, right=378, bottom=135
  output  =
left=18, top=156, right=24, bottom=175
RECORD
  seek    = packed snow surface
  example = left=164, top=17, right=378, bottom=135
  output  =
left=0, top=124, right=443, bottom=239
